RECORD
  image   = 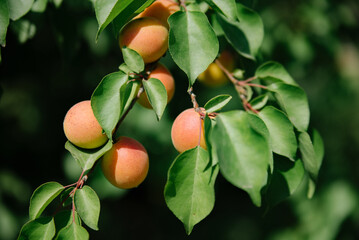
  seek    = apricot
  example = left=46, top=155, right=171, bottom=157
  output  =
left=198, top=50, right=235, bottom=87
left=101, top=136, right=149, bottom=189
left=119, top=17, right=169, bottom=64
left=63, top=100, right=107, bottom=149
left=171, top=108, right=206, bottom=153
left=135, top=0, right=180, bottom=28
left=138, top=63, right=175, bottom=108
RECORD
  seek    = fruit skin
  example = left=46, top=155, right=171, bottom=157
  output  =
left=63, top=100, right=107, bottom=149
left=119, top=17, right=169, bottom=64
left=198, top=50, right=235, bottom=87
left=171, top=108, right=206, bottom=153
left=101, top=136, right=149, bottom=189
left=138, top=63, right=175, bottom=109
left=135, top=0, right=180, bottom=28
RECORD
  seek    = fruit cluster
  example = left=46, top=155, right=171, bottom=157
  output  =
left=62, top=0, right=187, bottom=189
left=63, top=0, right=234, bottom=189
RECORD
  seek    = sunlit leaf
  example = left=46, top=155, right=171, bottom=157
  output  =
left=204, top=0, right=237, bottom=20
left=142, top=78, right=167, bottom=120
left=204, top=94, right=232, bottom=113
left=258, top=106, right=297, bottom=160
left=91, top=71, right=128, bottom=139
left=299, top=131, right=318, bottom=181
left=212, top=110, right=271, bottom=206
left=168, top=11, right=219, bottom=86
left=74, top=186, right=100, bottom=231
left=55, top=221, right=89, bottom=240
left=164, top=147, right=217, bottom=235
left=119, top=80, right=140, bottom=116
left=216, top=3, right=263, bottom=59
left=65, top=140, right=113, bottom=172
left=18, top=216, right=55, bottom=240
left=29, top=182, right=64, bottom=220
left=94, top=0, right=154, bottom=39
left=249, top=94, right=269, bottom=110
left=8, top=0, right=34, bottom=20
left=268, top=82, right=310, bottom=132
left=121, top=47, right=144, bottom=73
left=255, top=61, right=297, bottom=85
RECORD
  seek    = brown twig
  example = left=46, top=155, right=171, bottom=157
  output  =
left=215, top=59, right=261, bottom=114
left=245, top=83, right=268, bottom=89
left=215, top=59, right=238, bottom=85
left=187, top=87, right=205, bottom=147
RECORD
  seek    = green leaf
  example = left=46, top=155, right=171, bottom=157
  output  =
left=59, top=188, right=73, bottom=208
left=249, top=94, right=268, bottom=110
left=168, top=11, right=219, bottom=86
left=313, top=129, right=324, bottom=168
left=235, top=3, right=264, bottom=56
left=91, top=71, right=128, bottom=139
left=54, top=210, right=81, bottom=232
left=55, top=221, right=89, bottom=240
left=216, top=3, right=263, bottom=60
left=307, top=178, right=316, bottom=199
left=8, top=0, right=34, bottom=21
left=65, top=140, right=113, bottom=172
left=255, top=61, right=297, bottom=85
left=0, top=0, right=10, bottom=47
left=306, top=129, right=324, bottom=198
left=18, top=216, right=56, bottom=240
left=299, top=131, right=319, bottom=181
left=111, top=0, right=156, bottom=36
left=204, top=94, right=232, bottom=113
left=142, top=78, right=167, bottom=120
left=266, top=156, right=305, bottom=207
left=118, top=63, right=132, bottom=75
left=164, top=147, right=217, bottom=235
left=29, top=182, right=64, bottom=220
left=258, top=106, right=297, bottom=160
left=268, top=82, right=310, bottom=132
left=121, top=47, right=144, bottom=73
left=120, top=80, right=140, bottom=115
left=74, top=186, right=100, bottom=231
left=204, top=0, right=237, bottom=20
left=94, top=0, right=154, bottom=40
left=204, top=115, right=219, bottom=167
left=31, top=0, right=48, bottom=13
left=212, top=110, right=271, bottom=206
left=247, top=113, right=273, bottom=171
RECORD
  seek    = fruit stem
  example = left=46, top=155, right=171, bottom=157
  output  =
left=243, top=83, right=267, bottom=89
left=187, top=87, right=205, bottom=147
left=179, top=0, right=187, bottom=11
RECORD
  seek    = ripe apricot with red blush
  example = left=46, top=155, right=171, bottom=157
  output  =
left=171, top=108, right=206, bottom=153
left=63, top=100, right=107, bottom=149
left=101, top=137, right=149, bottom=189
left=119, top=17, right=168, bottom=64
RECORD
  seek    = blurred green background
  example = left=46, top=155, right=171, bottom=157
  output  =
left=0, top=0, right=358, bottom=239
